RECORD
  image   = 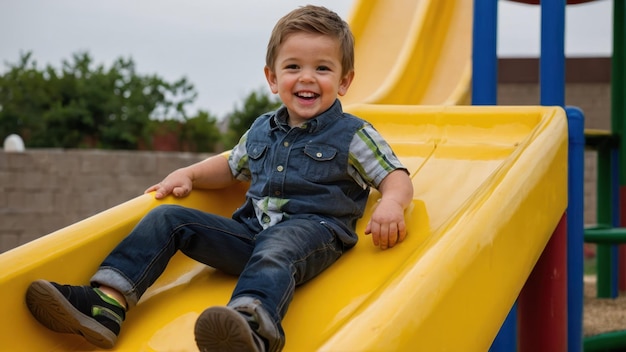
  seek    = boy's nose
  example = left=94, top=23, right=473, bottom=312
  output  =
left=298, top=69, right=315, bottom=82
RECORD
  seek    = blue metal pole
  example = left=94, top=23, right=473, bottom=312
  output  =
left=473, top=0, right=517, bottom=350
left=540, top=0, right=566, bottom=107
left=540, top=1, right=573, bottom=350
left=472, top=0, right=498, bottom=105
left=490, top=306, right=517, bottom=352
left=566, top=106, right=585, bottom=352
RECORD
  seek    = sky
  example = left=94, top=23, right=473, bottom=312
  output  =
left=0, top=0, right=613, bottom=119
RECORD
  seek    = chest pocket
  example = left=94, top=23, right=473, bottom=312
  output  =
left=298, top=144, right=341, bottom=182
left=247, top=143, right=269, bottom=177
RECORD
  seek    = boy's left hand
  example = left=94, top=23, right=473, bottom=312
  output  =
left=145, top=168, right=193, bottom=199
left=365, top=198, right=407, bottom=250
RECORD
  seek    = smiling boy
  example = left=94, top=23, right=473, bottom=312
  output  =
left=25, top=5, right=413, bottom=352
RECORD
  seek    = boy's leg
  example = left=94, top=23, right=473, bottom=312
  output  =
left=92, top=204, right=256, bottom=307
left=195, top=219, right=345, bottom=352
left=26, top=204, right=255, bottom=348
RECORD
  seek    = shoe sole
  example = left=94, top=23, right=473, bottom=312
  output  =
left=25, top=280, right=117, bottom=349
left=194, top=306, right=261, bottom=352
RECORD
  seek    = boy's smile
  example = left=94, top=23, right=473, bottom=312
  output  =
left=265, top=32, right=354, bottom=127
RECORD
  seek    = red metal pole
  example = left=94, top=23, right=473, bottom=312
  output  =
left=518, top=214, right=568, bottom=352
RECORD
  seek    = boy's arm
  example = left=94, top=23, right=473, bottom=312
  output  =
left=145, top=153, right=238, bottom=199
left=365, top=169, right=413, bottom=250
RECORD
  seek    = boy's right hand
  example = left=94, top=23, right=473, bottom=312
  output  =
left=145, top=168, right=193, bottom=199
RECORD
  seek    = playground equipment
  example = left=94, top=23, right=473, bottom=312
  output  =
left=478, top=1, right=625, bottom=351
left=340, top=0, right=472, bottom=105
left=580, top=0, right=626, bottom=350
left=0, top=104, right=568, bottom=351
left=0, top=0, right=620, bottom=351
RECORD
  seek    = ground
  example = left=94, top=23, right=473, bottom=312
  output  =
left=583, top=275, right=626, bottom=337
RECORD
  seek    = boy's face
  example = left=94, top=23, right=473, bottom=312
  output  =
left=265, top=32, right=354, bottom=127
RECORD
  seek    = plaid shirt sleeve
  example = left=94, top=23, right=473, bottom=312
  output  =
left=227, top=130, right=252, bottom=181
left=348, top=123, right=407, bottom=189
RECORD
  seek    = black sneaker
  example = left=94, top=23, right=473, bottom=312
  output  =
left=194, top=306, right=266, bottom=352
left=25, top=279, right=126, bottom=349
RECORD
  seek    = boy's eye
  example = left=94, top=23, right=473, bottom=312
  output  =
left=317, top=66, right=330, bottom=71
left=285, top=64, right=299, bottom=70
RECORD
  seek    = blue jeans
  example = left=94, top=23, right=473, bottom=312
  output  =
left=91, top=204, right=345, bottom=350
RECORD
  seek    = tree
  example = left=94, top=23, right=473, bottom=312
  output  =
left=0, top=52, right=50, bottom=144
left=179, top=110, right=222, bottom=153
left=223, top=88, right=282, bottom=149
left=0, top=51, right=200, bottom=149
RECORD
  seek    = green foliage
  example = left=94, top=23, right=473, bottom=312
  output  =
left=0, top=51, right=279, bottom=152
left=0, top=51, right=205, bottom=149
left=180, top=110, right=222, bottom=153
left=223, top=88, right=282, bottom=149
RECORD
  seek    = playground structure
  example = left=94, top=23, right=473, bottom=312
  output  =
left=0, top=0, right=622, bottom=351
left=487, top=1, right=624, bottom=351
left=479, top=1, right=625, bottom=351
left=578, top=0, right=626, bottom=350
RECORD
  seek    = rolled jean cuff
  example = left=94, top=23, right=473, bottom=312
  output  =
left=229, top=296, right=285, bottom=352
left=91, top=266, right=139, bottom=309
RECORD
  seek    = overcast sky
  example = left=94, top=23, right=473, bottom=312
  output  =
left=0, top=0, right=613, bottom=118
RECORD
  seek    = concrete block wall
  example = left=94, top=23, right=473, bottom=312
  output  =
left=0, top=150, right=208, bottom=253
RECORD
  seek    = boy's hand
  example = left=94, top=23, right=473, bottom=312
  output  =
left=365, top=198, right=407, bottom=250
left=145, top=169, right=193, bottom=199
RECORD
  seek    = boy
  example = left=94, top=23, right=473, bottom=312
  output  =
left=25, top=5, right=413, bottom=352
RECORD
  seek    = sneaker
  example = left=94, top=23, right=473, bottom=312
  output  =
left=194, top=306, right=266, bottom=352
left=25, top=279, right=126, bottom=349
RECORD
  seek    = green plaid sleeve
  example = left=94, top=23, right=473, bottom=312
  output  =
left=228, top=130, right=252, bottom=181
left=348, top=123, right=406, bottom=188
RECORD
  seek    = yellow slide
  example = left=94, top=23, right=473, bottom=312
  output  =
left=340, top=0, right=472, bottom=106
left=0, top=0, right=569, bottom=351
left=0, top=106, right=567, bottom=351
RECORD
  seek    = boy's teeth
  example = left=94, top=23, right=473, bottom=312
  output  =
left=298, top=92, right=316, bottom=98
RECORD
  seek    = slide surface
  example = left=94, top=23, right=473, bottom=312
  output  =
left=0, top=1, right=569, bottom=351
left=0, top=106, right=567, bottom=351
left=340, top=0, right=472, bottom=106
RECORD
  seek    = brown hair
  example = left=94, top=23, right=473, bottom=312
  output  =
left=265, top=5, right=355, bottom=77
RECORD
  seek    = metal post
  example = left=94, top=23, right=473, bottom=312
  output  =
left=473, top=0, right=518, bottom=350
left=567, top=106, right=585, bottom=351
left=612, top=0, right=626, bottom=293
left=519, top=0, right=569, bottom=351
left=472, top=0, right=498, bottom=105
left=518, top=215, right=568, bottom=352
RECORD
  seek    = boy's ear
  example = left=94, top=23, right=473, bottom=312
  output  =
left=338, top=70, right=355, bottom=96
left=264, top=66, right=279, bottom=94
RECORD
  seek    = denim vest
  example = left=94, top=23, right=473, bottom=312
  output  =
left=232, top=100, right=369, bottom=247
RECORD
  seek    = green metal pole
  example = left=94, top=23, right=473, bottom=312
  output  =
left=597, top=140, right=615, bottom=298
left=613, top=0, right=626, bottom=293
left=584, top=329, right=626, bottom=351
left=612, top=0, right=624, bottom=151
